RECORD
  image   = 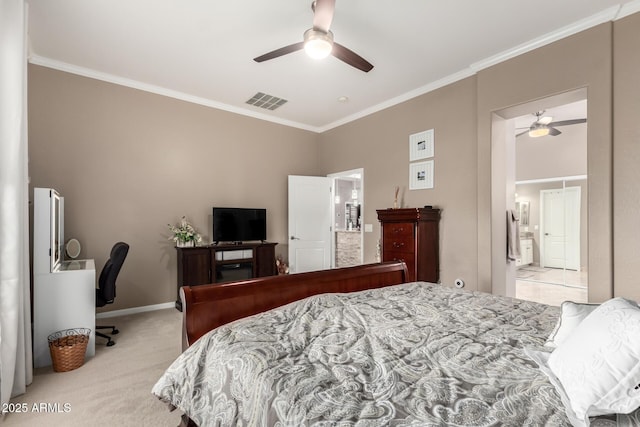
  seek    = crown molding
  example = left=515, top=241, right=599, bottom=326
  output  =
left=28, top=4, right=636, bottom=134
left=470, top=6, right=621, bottom=73
left=323, top=5, right=629, bottom=132
left=28, top=55, right=321, bottom=133
left=615, top=0, right=640, bottom=19
left=317, top=68, right=476, bottom=133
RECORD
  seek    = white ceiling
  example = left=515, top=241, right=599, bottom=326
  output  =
left=26, top=0, right=639, bottom=132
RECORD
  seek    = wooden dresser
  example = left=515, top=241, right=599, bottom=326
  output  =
left=377, top=207, right=440, bottom=283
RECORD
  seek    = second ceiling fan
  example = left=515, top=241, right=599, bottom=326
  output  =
left=517, top=111, right=587, bottom=138
left=253, top=0, right=374, bottom=72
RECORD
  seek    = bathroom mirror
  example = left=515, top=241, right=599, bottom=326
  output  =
left=345, top=202, right=361, bottom=230
left=517, top=201, right=530, bottom=227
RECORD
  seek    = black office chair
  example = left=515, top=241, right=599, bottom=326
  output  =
left=95, top=242, right=129, bottom=347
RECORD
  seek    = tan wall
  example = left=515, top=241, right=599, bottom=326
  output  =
left=28, top=65, right=319, bottom=311
left=476, top=23, right=613, bottom=301
left=27, top=13, right=640, bottom=310
left=318, top=77, right=478, bottom=289
left=318, top=22, right=622, bottom=301
left=613, top=12, right=640, bottom=301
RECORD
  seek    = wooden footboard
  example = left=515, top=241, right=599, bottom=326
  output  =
left=180, top=261, right=408, bottom=349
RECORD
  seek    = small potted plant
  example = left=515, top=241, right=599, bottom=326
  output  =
left=168, top=216, right=202, bottom=247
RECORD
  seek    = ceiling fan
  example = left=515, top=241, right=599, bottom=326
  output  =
left=517, top=111, right=587, bottom=138
left=253, top=0, right=374, bottom=72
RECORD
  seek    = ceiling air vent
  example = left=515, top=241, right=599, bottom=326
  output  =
left=246, top=92, right=288, bottom=110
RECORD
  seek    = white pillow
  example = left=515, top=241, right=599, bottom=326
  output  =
left=545, top=301, right=599, bottom=349
left=547, top=298, right=640, bottom=425
left=525, top=348, right=585, bottom=426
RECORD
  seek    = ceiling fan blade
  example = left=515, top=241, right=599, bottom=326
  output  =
left=313, top=0, right=335, bottom=32
left=548, top=127, right=562, bottom=136
left=253, top=42, right=305, bottom=63
left=538, top=116, right=553, bottom=125
left=548, top=118, right=587, bottom=127
left=516, top=130, right=529, bottom=137
left=332, top=42, right=374, bottom=72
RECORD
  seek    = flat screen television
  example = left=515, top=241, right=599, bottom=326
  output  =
left=212, top=207, right=267, bottom=243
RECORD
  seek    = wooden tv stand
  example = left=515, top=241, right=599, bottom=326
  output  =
left=174, top=242, right=277, bottom=311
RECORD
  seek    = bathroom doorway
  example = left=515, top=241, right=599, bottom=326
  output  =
left=328, top=169, right=364, bottom=268
left=512, top=97, right=588, bottom=306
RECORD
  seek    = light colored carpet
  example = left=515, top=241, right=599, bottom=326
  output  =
left=4, top=308, right=183, bottom=426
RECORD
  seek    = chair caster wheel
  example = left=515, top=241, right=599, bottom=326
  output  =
left=106, top=341, right=115, bottom=347
left=112, top=329, right=119, bottom=335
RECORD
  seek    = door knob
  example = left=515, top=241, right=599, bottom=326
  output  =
left=290, top=236, right=300, bottom=240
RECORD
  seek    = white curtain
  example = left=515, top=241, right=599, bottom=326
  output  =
left=0, top=0, right=33, bottom=408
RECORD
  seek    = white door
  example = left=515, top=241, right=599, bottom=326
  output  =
left=541, top=187, right=580, bottom=270
left=288, top=175, right=333, bottom=273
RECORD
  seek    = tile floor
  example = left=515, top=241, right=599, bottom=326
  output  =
left=515, top=266, right=588, bottom=306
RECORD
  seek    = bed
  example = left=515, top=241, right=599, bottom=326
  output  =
left=153, top=261, right=640, bottom=427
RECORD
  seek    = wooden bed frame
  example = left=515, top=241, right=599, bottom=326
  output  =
left=180, top=261, right=409, bottom=349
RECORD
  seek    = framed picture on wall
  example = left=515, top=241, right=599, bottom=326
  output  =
left=409, top=129, right=434, bottom=161
left=409, top=160, right=434, bottom=190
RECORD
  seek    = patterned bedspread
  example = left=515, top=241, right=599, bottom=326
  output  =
left=153, top=282, right=581, bottom=426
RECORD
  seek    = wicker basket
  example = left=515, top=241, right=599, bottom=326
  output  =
left=48, top=328, right=91, bottom=372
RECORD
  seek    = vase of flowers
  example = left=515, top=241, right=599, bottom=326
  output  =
left=168, top=216, right=203, bottom=247
left=276, top=256, right=289, bottom=275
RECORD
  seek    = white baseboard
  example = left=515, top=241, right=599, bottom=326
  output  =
left=96, top=302, right=176, bottom=319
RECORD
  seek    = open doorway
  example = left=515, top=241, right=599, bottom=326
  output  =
left=511, top=98, right=588, bottom=306
left=328, top=169, right=364, bottom=268
left=287, top=170, right=363, bottom=274
left=515, top=178, right=588, bottom=305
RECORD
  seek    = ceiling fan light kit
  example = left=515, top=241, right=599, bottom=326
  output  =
left=253, top=0, right=373, bottom=72
left=528, top=123, right=550, bottom=138
left=304, top=29, right=334, bottom=59
left=516, top=110, right=586, bottom=138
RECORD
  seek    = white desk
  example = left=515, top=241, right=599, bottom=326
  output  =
left=33, top=259, right=96, bottom=368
